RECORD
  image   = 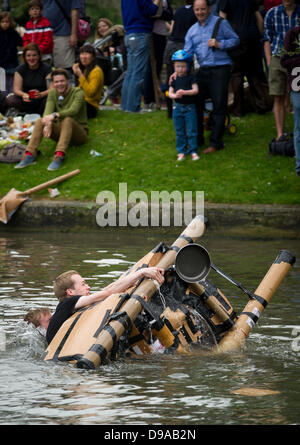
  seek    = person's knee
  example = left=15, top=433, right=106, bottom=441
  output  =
left=5, top=93, right=17, bottom=107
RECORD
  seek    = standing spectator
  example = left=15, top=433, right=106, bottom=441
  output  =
left=168, top=50, right=199, bottom=161
left=281, top=25, right=300, bottom=177
left=218, top=0, right=268, bottom=117
left=143, top=0, right=173, bottom=109
left=120, top=0, right=162, bottom=113
left=184, top=0, right=239, bottom=153
left=23, top=0, right=54, bottom=63
left=163, top=1, right=197, bottom=118
left=0, top=11, right=23, bottom=94
left=264, top=0, right=300, bottom=140
left=42, top=0, right=80, bottom=73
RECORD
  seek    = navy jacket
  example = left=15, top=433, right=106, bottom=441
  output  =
left=121, top=0, right=158, bottom=34
left=0, top=29, right=23, bottom=70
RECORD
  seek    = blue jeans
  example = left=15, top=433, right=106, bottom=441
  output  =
left=172, top=103, right=198, bottom=154
left=290, top=91, right=300, bottom=174
left=121, top=33, right=150, bottom=112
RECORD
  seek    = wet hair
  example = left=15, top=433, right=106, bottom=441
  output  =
left=28, top=0, right=43, bottom=10
left=78, top=44, right=97, bottom=79
left=22, top=43, right=42, bottom=63
left=53, top=270, right=78, bottom=301
left=51, top=68, right=70, bottom=80
left=24, top=308, right=51, bottom=327
left=0, top=11, right=16, bottom=30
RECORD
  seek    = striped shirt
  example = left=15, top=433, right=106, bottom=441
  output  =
left=23, top=16, right=53, bottom=55
left=264, top=4, right=300, bottom=55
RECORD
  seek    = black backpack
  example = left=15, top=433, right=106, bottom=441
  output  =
left=268, top=133, right=295, bottom=157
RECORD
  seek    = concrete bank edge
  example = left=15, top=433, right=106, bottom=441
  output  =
left=1, top=200, right=299, bottom=233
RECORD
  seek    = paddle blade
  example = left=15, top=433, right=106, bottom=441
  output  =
left=0, top=188, right=28, bottom=224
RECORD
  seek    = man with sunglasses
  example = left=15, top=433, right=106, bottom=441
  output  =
left=15, top=68, right=88, bottom=170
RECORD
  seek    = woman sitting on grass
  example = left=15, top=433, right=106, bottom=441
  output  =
left=6, top=43, right=52, bottom=116
left=72, top=44, right=104, bottom=119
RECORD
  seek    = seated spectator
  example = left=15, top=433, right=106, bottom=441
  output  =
left=94, top=17, right=112, bottom=42
left=6, top=43, right=52, bottom=116
left=23, top=0, right=54, bottom=64
left=72, top=44, right=104, bottom=118
left=0, top=11, right=23, bottom=94
left=15, top=68, right=88, bottom=171
left=94, top=18, right=113, bottom=56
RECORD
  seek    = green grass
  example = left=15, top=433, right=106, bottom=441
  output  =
left=0, top=109, right=299, bottom=205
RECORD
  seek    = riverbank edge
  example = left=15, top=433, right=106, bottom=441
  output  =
left=0, top=199, right=299, bottom=237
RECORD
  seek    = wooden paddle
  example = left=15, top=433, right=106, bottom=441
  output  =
left=0, top=169, right=80, bottom=224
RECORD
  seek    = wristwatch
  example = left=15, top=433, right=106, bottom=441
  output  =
left=52, top=112, right=58, bottom=120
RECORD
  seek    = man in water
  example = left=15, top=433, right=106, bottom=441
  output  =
left=24, top=307, right=52, bottom=336
left=46, top=266, right=165, bottom=345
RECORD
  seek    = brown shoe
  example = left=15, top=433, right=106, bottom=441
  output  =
left=203, top=146, right=217, bottom=154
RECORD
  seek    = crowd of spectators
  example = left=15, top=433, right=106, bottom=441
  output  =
left=0, top=0, right=299, bottom=175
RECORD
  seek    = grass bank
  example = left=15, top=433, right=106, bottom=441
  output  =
left=0, top=109, right=299, bottom=205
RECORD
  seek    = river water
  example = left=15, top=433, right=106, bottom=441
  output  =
left=0, top=228, right=299, bottom=426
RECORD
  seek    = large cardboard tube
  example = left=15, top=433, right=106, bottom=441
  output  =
left=76, top=215, right=206, bottom=369
left=215, top=250, right=295, bottom=353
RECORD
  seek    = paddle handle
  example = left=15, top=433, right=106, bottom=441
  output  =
left=21, top=169, right=80, bottom=196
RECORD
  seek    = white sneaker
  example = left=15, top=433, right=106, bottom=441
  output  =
left=191, top=153, right=200, bottom=161
left=177, top=154, right=185, bottom=161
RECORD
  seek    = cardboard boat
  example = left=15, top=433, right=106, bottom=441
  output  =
left=43, top=216, right=295, bottom=369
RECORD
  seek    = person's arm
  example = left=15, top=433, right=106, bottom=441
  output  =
left=177, top=82, right=199, bottom=97
left=69, top=8, right=78, bottom=48
left=255, top=11, right=264, bottom=36
left=77, top=67, right=104, bottom=98
left=168, top=85, right=176, bottom=100
left=139, top=0, right=161, bottom=18
left=264, top=40, right=272, bottom=66
left=74, top=266, right=165, bottom=309
left=13, top=71, right=30, bottom=102
left=210, top=19, right=239, bottom=50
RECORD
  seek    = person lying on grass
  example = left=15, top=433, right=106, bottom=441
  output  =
left=46, top=266, right=165, bottom=345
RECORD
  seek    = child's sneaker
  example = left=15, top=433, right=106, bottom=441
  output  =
left=177, top=154, right=185, bottom=161
left=191, top=152, right=200, bottom=161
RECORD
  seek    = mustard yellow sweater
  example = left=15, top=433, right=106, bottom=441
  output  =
left=78, top=65, right=104, bottom=109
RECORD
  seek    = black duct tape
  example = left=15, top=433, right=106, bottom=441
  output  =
left=274, top=250, right=296, bottom=266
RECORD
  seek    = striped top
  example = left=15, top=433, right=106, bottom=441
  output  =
left=264, top=4, right=300, bottom=55
left=23, top=16, right=54, bottom=55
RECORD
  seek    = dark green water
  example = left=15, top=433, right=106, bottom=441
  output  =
left=0, top=228, right=299, bottom=425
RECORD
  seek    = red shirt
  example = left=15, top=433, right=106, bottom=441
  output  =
left=23, top=16, right=53, bottom=55
left=264, top=1, right=282, bottom=12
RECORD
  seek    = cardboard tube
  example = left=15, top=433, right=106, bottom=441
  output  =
left=76, top=215, right=206, bottom=369
left=215, top=250, right=295, bottom=353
